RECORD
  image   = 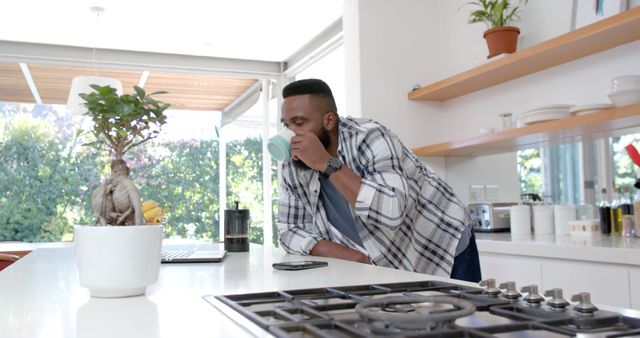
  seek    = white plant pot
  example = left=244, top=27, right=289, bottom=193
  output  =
left=74, top=225, right=163, bottom=298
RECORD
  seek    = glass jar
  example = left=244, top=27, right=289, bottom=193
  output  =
left=499, top=112, right=513, bottom=131
left=634, top=189, right=640, bottom=237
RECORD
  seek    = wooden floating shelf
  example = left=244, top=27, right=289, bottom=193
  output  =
left=408, top=6, right=640, bottom=102
left=412, top=103, right=640, bottom=157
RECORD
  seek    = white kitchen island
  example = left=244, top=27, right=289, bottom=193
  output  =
left=0, top=242, right=458, bottom=338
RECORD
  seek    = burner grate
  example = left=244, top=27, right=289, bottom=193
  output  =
left=355, top=295, right=476, bottom=332
left=204, top=280, right=640, bottom=338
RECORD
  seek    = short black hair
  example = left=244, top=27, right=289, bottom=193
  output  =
left=282, top=78, right=337, bottom=114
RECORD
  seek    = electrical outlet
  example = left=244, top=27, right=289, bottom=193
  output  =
left=485, top=185, right=499, bottom=202
left=469, top=185, right=486, bottom=203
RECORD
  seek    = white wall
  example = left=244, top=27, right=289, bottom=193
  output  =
left=435, top=0, right=574, bottom=79
left=432, top=0, right=574, bottom=203
left=446, top=153, right=520, bottom=205
left=345, top=0, right=640, bottom=204
left=344, top=0, right=445, bottom=148
left=344, top=0, right=362, bottom=118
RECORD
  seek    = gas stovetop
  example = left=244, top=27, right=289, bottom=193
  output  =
left=203, top=279, right=640, bottom=337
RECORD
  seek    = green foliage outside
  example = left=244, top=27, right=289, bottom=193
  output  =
left=0, top=105, right=103, bottom=241
left=129, top=139, right=221, bottom=239
left=0, top=103, right=278, bottom=244
left=517, top=148, right=543, bottom=196
left=613, top=134, right=640, bottom=190
left=226, top=137, right=279, bottom=246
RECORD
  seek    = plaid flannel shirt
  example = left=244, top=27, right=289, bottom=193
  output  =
left=277, top=117, right=472, bottom=277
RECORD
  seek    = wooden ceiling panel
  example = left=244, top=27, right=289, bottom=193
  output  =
left=1, top=62, right=259, bottom=111
left=28, top=65, right=141, bottom=104
left=0, top=63, right=34, bottom=103
left=144, top=72, right=258, bottom=111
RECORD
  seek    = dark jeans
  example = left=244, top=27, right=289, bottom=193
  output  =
left=450, top=231, right=482, bottom=283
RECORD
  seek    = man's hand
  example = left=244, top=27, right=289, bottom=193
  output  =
left=310, top=240, right=370, bottom=264
left=290, top=131, right=331, bottom=172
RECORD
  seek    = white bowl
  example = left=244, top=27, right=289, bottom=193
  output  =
left=612, top=75, right=640, bottom=92
left=608, top=90, right=640, bottom=107
left=568, top=103, right=614, bottom=115
left=522, top=108, right=571, bottom=125
left=74, top=225, right=163, bottom=298
left=523, top=104, right=574, bottom=114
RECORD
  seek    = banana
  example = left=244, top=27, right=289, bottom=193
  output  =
left=151, top=215, right=165, bottom=225
left=144, top=207, right=163, bottom=223
left=141, top=201, right=158, bottom=213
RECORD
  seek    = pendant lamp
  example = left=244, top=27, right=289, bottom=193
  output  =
left=66, top=6, right=123, bottom=115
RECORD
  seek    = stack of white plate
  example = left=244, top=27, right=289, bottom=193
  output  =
left=609, top=75, right=640, bottom=107
left=568, top=103, right=614, bottom=116
left=519, top=104, right=573, bottom=126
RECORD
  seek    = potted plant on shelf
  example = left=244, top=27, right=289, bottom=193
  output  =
left=463, top=0, right=528, bottom=58
left=74, top=84, right=171, bottom=298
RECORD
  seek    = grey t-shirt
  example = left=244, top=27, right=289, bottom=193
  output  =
left=455, top=224, right=472, bottom=256
left=318, top=176, right=364, bottom=247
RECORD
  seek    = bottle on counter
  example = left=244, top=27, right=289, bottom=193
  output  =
left=610, top=187, right=622, bottom=235
left=598, top=188, right=612, bottom=235
left=621, top=187, right=635, bottom=237
left=634, top=188, right=640, bottom=237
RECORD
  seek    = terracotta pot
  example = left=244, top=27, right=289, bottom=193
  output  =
left=483, top=26, right=520, bottom=59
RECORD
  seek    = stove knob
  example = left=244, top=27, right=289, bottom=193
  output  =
left=571, top=292, right=598, bottom=314
left=544, top=288, right=570, bottom=309
left=479, top=279, right=502, bottom=297
left=520, top=285, right=545, bottom=305
left=499, top=281, right=522, bottom=300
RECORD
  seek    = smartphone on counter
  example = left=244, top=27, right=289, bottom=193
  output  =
left=272, top=260, right=328, bottom=271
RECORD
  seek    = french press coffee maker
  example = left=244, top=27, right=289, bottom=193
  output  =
left=224, top=201, right=250, bottom=252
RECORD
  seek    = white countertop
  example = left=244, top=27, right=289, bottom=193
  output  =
left=476, top=232, right=640, bottom=266
left=0, top=242, right=458, bottom=338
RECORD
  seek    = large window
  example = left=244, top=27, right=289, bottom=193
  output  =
left=0, top=29, right=345, bottom=245
left=221, top=90, right=279, bottom=246
left=613, top=134, right=640, bottom=189
left=517, top=148, right=543, bottom=198
left=518, top=143, right=584, bottom=204
left=517, top=133, right=640, bottom=206
left=0, top=100, right=282, bottom=244
left=1, top=103, right=93, bottom=241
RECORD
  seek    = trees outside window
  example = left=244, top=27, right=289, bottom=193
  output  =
left=517, top=148, right=543, bottom=198
left=612, top=134, right=640, bottom=190
left=225, top=137, right=278, bottom=245
left=0, top=104, right=101, bottom=241
left=0, top=102, right=272, bottom=243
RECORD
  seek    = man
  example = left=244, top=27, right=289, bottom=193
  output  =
left=276, top=78, right=481, bottom=282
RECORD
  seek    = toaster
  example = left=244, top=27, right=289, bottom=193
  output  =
left=468, top=202, right=517, bottom=232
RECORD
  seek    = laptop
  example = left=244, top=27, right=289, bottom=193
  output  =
left=161, top=249, right=227, bottom=263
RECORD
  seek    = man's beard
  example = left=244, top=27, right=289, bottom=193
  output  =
left=293, top=128, right=331, bottom=171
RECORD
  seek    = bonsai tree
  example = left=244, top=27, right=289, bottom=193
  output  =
left=462, top=0, right=529, bottom=58
left=465, top=0, right=528, bottom=29
left=79, top=84, right=171, bottom=226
